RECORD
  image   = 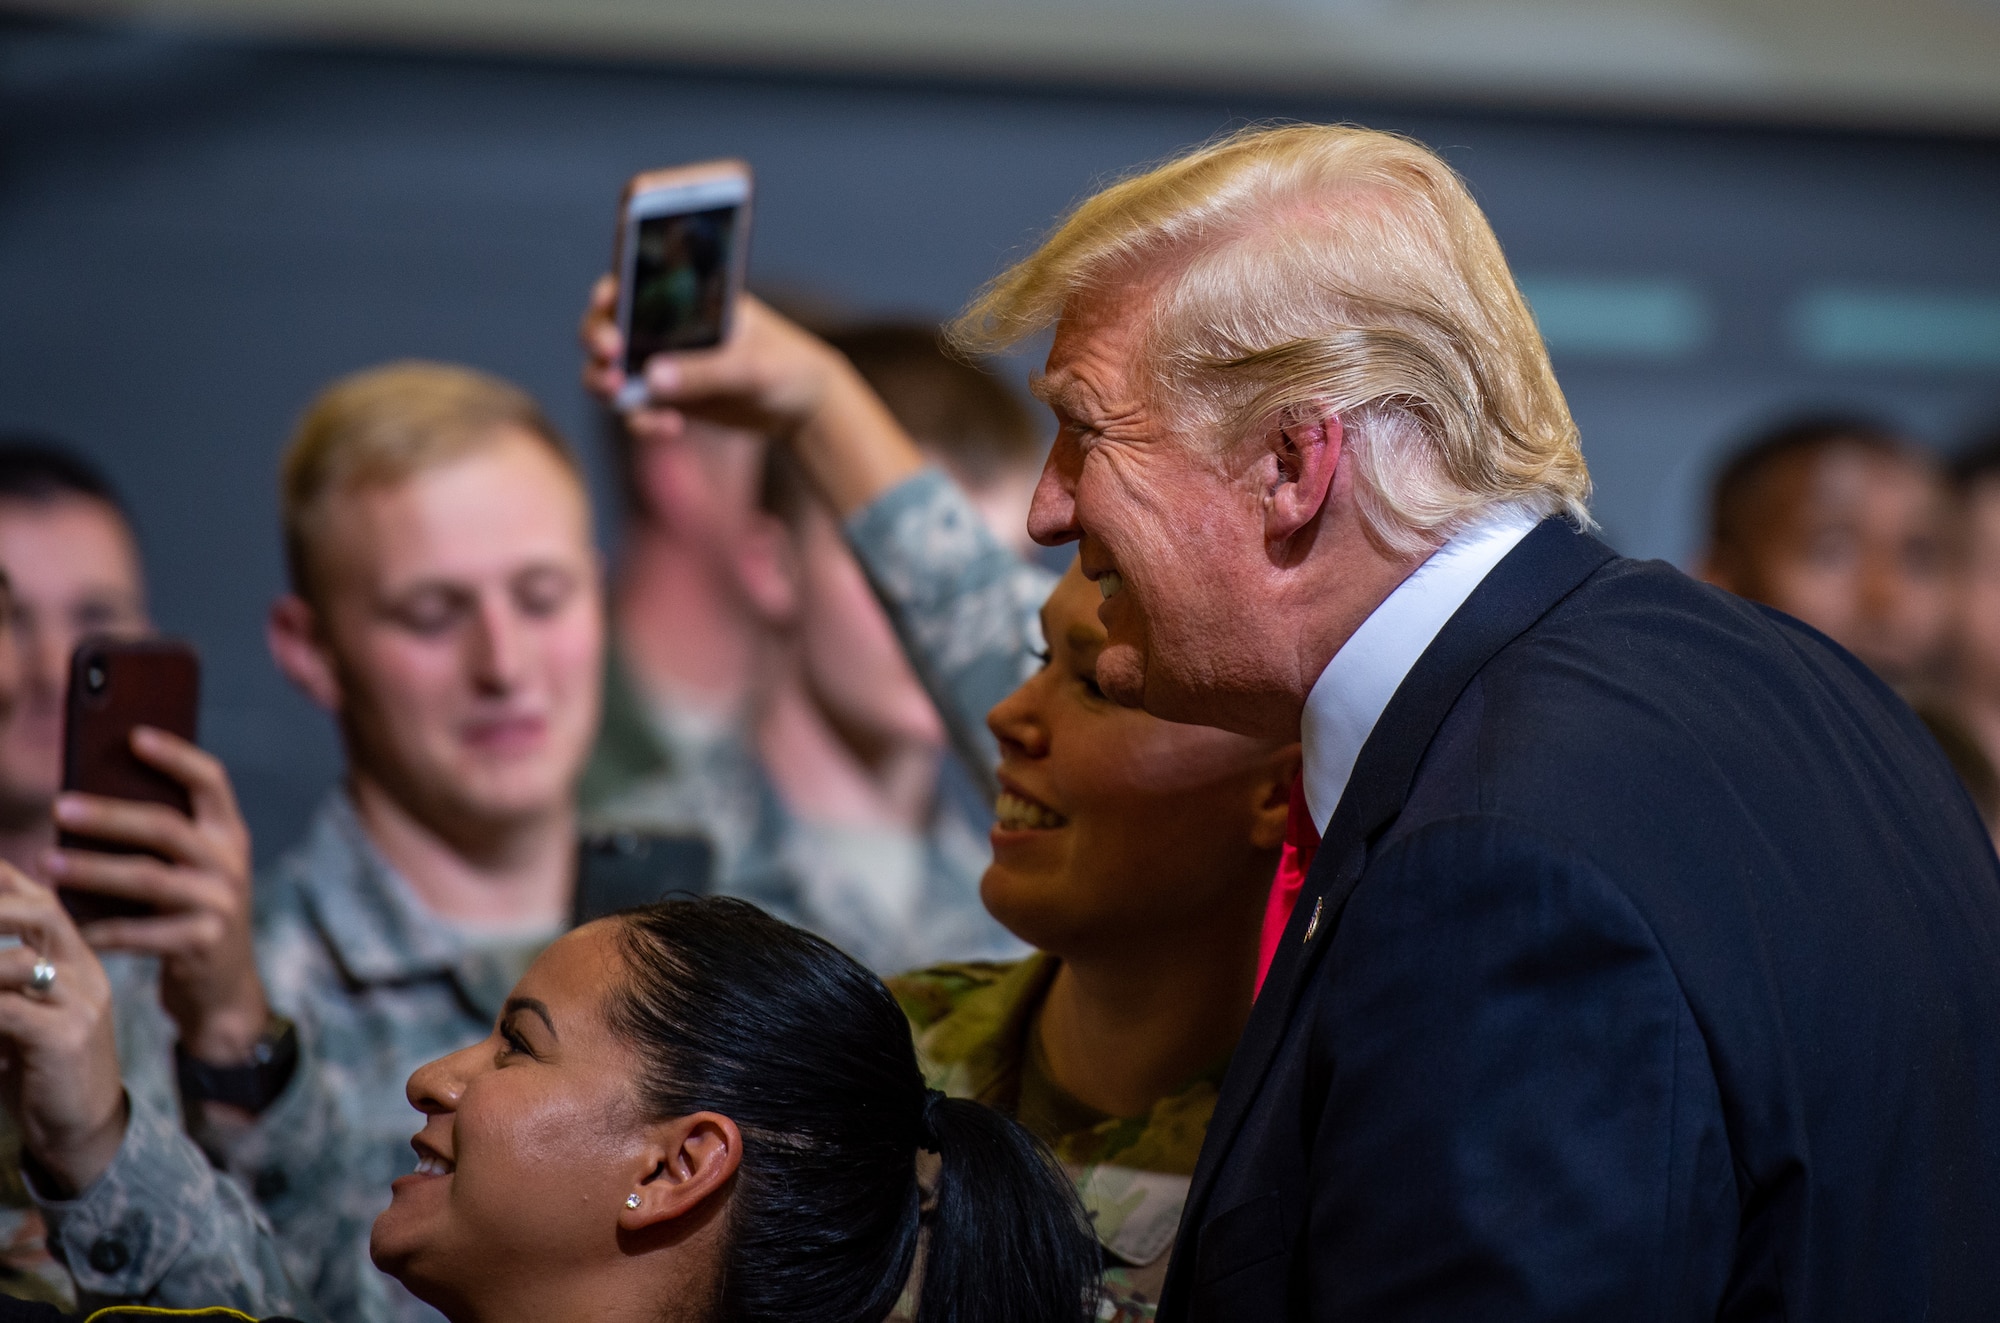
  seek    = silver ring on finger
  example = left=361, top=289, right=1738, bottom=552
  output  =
left=28, top=959, right=55, bottom=996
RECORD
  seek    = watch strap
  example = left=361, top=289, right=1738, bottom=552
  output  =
left=176, top=1014, right=299, bottom=1115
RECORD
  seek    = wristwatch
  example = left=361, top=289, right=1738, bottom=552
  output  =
left=176, top=1014, right=299, bottom=1115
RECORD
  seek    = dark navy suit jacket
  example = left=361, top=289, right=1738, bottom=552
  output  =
left=1158, top=519, right=2000, bottom=1322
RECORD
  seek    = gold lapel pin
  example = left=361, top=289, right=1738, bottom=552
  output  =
left=1303, top=895, right=1325, bottom=943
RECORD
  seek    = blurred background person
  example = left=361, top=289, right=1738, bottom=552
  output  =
left=0, top=446, right=286, bottom=1312
left=721, top=443, right=1014, bottom=972
left=90, top=361, right=612, bottom=1323
left=0, top=442, right=150, bottom=877
left=1947, top=429, right=2000, bottom=828
left=0, top=562, right=68, bottom=1307
left=1699, top=414, right=1956, bottom=691
left=816, top=318, right=1054, bottom=786
left=822, top=323, right=1046, bottom=562
left=577, top=410, right=771, bottom=850
left=1700, top=413, right=1996, bottom=828
left=584, top=282, right=1045, bottom=971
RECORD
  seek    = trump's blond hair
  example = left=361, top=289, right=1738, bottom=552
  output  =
left=951, top=123, right=1590, bottom=555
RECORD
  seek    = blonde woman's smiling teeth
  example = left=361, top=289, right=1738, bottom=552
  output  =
left=995, top=789, right=1069, bottom=831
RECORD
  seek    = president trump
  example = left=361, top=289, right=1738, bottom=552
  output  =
left=954, top=124, right=2000, bottom=1321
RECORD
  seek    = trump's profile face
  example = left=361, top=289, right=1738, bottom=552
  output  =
left=1026, top=282, right=1285, bottom=735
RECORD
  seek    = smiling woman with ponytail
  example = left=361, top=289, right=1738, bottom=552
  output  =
left=367, top=896, right=1100, bottom=1323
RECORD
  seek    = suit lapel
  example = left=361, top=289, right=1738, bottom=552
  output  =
left=1169, top=519, right=1619, bottom=1279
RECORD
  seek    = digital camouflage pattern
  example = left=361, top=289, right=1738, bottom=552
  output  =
left=582, top=467, right=1052, bottom=973
left=228, top=795, right=551, bottom=1323
left=891, top=956, right=1227, bottom=1323
left=843, top=466, right=1055, bottom=797
left=5, top=468, right=1057, bottom=1318
left=2, top=955, right=317, bottom=1320
left=17, top=793, right=541, bottom=1323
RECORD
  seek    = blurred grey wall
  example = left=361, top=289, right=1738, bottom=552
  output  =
left=3, top=15, right=1998, bottom=858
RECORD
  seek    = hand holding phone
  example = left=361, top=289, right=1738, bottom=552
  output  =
left=52, top=639, right=269, bottom=1064
left=612, top=158, right=753, bottom=407
left=57, top=637, right=200, bottom=925
left=582, top=283, right=928, bottom=517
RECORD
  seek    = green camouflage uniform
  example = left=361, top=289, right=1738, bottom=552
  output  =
left=582, top=467, right=1052, bottom=973
left=891, top=957, right=1224, bottom=1322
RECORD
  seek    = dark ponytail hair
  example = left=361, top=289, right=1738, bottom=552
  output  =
left=607, top=897, right=1101, bottom=1323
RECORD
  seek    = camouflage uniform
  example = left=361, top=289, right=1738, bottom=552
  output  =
left=5, top=467, right=1054, bottom=1318
left=1, top=956, right=319, bottom=1320
left=19, top=792, right=548, bottom=1323
left=584, top=467, right=1053, bottom=973
left=228, top=794, right=553, bottom=1323
left=891, top=957, right=1223, bottom=1323
left=844, top=466, right=1056, bottom=792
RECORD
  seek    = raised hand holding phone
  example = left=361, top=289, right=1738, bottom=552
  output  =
left=583, top=235, right=926, bottom=518
left=612, top=159, right=753, bottom=408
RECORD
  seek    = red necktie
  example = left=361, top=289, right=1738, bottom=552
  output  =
left=1254, top=772, right=1321, bottom=996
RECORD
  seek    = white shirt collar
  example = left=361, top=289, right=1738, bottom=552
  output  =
left=1300, top=509, right=1541, bottom=835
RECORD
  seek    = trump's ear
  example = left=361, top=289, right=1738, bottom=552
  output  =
left=1264, top=411, right=1345, bottom=544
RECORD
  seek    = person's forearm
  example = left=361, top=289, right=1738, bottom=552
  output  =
left=22, top=1094, right=127, bottom=1200
left=174, top=975, right=271, bottom=1066
left=846, top=469, right=1059, bottom=791
left=790, top=362, right=927, bottom=519
left=31, top=1096, right=324, bottom=1321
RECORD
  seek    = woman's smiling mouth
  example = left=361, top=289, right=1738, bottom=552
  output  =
left=404, top=1134, right=456, bottom=1181
left=995, top=788, right=1069, bottom=831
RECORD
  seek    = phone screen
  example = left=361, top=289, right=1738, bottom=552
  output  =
left=624, top=204, right=739, bottom=371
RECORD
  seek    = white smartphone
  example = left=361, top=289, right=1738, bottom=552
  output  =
left=613, top=159, right=754, bottom=408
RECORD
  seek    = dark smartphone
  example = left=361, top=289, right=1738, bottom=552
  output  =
left=612, top=159, right=753, bottom=406
left=571, top=830, right=715, bottom=927
left=58, top=636, right=200, bottom=924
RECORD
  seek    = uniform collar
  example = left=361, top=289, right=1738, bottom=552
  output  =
left=1301, top=507, right=1539, bottom=834
left=284, top=791, right=550, bottom=1021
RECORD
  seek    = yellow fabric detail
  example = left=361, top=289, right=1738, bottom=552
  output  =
left=84, top=1308, right=260, bottom=1323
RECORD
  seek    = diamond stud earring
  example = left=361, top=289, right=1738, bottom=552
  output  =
left=625, top=1194, right=642, bottom=1209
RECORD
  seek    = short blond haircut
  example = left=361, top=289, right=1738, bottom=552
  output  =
left=281, top=361, right=583, bottom=600
left=951, top=123, right=1590, bottom=555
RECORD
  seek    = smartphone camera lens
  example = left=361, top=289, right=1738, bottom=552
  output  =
left=84, top=663, right=107, bottom=694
